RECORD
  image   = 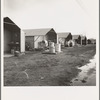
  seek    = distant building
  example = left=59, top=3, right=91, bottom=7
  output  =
left=57, top=32, right=72, bottom=47
left=4, top=17, right=25, bottom=53
left=24, top=28, right=57, bottom=50
left=81, top=36, right=87, bottom=45
left=87, top=39, right=96, bottom=44
left=72, top=35, right=81, bottom=45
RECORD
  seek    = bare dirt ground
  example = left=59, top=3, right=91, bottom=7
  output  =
left=4, top=44, right=96, bottom=86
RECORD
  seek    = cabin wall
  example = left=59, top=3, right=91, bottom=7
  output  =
left=4, top=28, right=12, bottom=53
left=4, top=27, right=21, bottom=53
left=25, top=35, right=47, bottom=49
left=82, top=38, right=87, bottom=45
left=88, top=40, right=96, bottom=44
left=88, top=40, right=91, bottom=44
left=34, top=36, right=45, bottom=48
left=20, top=30, right=25, bottom=52
left=74, top=38, right=81, bottom=45
left=12, top=30, right=20, bottom=51
left=46, top=30, right=57, bottom=43
left=25, top=36, right=34, bottom=50
left=58, top=38, right=65, bottom=46
left=65, top=34, right=72, bottom=46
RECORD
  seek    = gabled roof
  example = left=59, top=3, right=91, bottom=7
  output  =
left=23, top=28, right=54, bottom=36
left=4, top=17, right=20, bottom=31
left=88, top=38, right=96, bottom=42
left=57, top=32, right=71, bottom=38
left=4, top=17, right=20, bottom=29
left=81, top=36, right=87, bottom=40
left=72, top=35, right=80, bottom=39
left=88, top=38, right=96, bottom=41
left=4, top=17, right=14, bottom=24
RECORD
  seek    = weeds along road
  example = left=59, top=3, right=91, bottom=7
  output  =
left=4, top=44, right=96, bottom=86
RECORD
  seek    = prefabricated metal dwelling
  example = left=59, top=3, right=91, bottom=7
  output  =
left=81, top=36, right=87, bottom=45
left=72, top=35, right=81, bottom=45
left=4, top=17, right=25, bottom=53
left=57, top=32, right=72, bottom=47
left=87, top=39, right=96, bottom=44
left=23, top=28, right=57, bottom=50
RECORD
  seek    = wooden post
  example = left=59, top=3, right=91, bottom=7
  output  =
left=20, top=30, right=25, bottom=53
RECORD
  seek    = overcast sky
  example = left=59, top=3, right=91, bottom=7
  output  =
left=3, top=0, right=98, bottom=39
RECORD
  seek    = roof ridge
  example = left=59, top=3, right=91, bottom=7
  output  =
left=57, top=32, right=71, bottom=33
left=23, top=28, right=53, bottom=30
left=23, top=28, right=55, bottom=36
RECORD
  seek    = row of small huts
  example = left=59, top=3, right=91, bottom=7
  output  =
left=4, top=17, right=96, bottom=54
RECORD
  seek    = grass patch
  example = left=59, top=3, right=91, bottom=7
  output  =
left=4, top=45, right=96, bottom=86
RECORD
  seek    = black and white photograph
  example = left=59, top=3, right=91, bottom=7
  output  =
left=3, top=0, right=98, bottom=87
left=2, top=0, right=99, bottom=100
